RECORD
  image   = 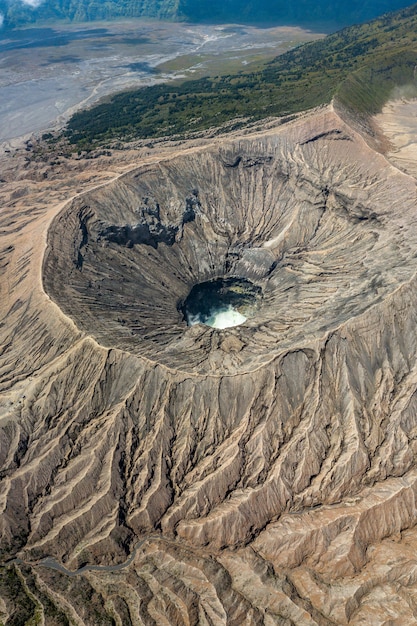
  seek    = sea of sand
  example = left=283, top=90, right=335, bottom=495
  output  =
left=0, top=19, right=327, bottom=145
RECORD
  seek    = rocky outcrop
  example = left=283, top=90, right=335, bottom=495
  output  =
left=3, top=105, right=417, bottom=623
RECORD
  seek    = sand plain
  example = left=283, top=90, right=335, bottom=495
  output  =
left=0, top=19, right=326, bottom=143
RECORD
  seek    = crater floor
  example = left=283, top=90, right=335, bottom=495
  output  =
left=2, top=105, right=417, bottom=624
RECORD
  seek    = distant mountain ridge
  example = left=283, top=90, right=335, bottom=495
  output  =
left=0, top=0, right=415, bottom=29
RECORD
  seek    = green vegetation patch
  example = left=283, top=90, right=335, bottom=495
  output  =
left=0, top=566, right=37, bottom=626
left=64, top=3, right=417, bottom=149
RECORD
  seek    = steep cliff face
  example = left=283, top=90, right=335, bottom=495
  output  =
left=3, top=106, right=417, bottom=623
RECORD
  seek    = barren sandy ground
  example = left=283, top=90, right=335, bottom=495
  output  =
left=375, top=97, right=417, bottom=178
left=0, top=20, right=325, bottom=143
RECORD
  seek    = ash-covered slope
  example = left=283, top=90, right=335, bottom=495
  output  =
left=3, top=107, right=417, bottom=623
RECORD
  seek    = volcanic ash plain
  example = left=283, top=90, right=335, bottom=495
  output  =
left=2, top=104, right=417, bottom=624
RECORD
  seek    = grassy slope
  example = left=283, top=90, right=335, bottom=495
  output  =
left=64, top=3, right=417, bottom=148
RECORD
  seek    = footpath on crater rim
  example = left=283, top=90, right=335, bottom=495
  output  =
left=2, top=102, right=417, bottom=624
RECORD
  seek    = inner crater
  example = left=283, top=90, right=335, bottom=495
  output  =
left=42, top=123, right=417, bottom=375
left=181, top=277, right=262, bottom=329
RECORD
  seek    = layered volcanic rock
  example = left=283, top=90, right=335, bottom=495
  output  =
left=3, top=105, right=417, bottom=624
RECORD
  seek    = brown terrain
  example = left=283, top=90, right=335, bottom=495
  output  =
left=1, top=101, right=417, bottom=624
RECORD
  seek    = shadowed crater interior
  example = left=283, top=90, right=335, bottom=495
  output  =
left=42, top=126, right=417, bottom=375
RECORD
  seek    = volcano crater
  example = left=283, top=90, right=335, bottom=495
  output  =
left=43, top=125, right=417, bottom=375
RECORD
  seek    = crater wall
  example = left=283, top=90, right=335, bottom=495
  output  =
left=44, top=117, right=417, bottom=375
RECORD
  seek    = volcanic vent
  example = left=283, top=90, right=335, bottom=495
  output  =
left=43, top=120, right=417, bottom=376
left=181, top=277, right=262, bottom=329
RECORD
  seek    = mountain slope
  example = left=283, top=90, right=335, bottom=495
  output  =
left=3, top=98, right=417, bottom=625
left=179, top=0, right=414, bottom=23
left=0, top=0, right=414, bottom=29
left=0, top=0, right=181, bottom=28
left=64, top=3, right=417, bottom=148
